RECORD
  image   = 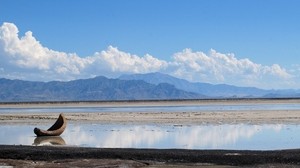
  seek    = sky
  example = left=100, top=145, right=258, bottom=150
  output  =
left=0, top=0, right=300, bottom=89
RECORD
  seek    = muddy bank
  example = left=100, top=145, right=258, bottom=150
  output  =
left=1, top=145, right=300, bottom=167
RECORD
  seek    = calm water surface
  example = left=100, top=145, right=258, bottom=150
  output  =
left=1, top=103, right=300, bottom=113
left=1, top=123, right=300, bottom=150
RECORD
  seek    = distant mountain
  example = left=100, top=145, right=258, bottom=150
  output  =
left=1, top=73, right=299, bottom=102
left=0, top=76, right=203, bottom=102
left=119, top=72, right=300, bottom=98
left=263, top=90, right=300, bottom=98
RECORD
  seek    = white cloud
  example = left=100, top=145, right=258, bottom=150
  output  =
left=0, top=22, right=297, bottom=89
left=0, top=22, right=168, bottom=80
left=92, top=46, right=168, bottom=74
left=170, top=48, right=293, bottom=88
left=0, top=22, right=93, bottom=80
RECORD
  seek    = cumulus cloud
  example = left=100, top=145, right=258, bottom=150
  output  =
left=0, top=22, right=168, bottom=80
left=91, top=46, right=167, bottom=74
left=170, top=48, right=293, bottom=88
left=0, top=22, right=94, bottom=80
left=0, top=22, right=297, bottom=89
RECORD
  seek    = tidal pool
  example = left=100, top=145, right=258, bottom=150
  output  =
left=1, top=123, right=300, bottom=150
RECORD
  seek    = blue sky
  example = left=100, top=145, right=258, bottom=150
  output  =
left=0, top=0, right=300, bottom=89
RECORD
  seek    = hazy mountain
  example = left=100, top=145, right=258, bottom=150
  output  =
left=119, top=72, right=300, bottom=98
left=1, top=73, right=299, bottom=102
left=0, top=76, right=203, bottom=102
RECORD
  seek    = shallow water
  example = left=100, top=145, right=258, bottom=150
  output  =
left=1, top=103, right=300, bottom=113
left=1, top=123, right=300, bottom=150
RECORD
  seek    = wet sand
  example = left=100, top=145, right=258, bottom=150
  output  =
left=1, top=99, right=300, bottom=167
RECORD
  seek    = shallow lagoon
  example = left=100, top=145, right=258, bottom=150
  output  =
left=1, top=123, right=300, bottom=150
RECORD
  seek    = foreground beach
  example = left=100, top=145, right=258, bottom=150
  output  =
left=1, top=99, right=300, bottom=167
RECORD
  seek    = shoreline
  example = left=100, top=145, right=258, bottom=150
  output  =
left=1, top=145, right=300, bottom=167
left=1, top=98, right=300, bottom=108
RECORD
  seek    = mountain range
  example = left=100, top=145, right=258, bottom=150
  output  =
left=0, top=75, right=201, bottom=102
left=0, top=72, right=299, bottom=102
left=120, top=72, right=300, bottom=98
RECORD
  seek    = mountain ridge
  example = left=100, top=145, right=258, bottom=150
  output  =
left=0, top=76, right=203, bottom=102
left=119, top=72, right=300, bottom=98
left=1, top=72, right=300, bottom=102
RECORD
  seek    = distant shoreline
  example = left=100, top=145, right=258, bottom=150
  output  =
left=1, top=97, right=300, bottom=106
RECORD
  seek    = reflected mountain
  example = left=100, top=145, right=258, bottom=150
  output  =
left=33, top=136, right=66, bottom=146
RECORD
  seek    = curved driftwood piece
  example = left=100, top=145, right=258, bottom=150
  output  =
left=34, top=113, right=67, bottom=137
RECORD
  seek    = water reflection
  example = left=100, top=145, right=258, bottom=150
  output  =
left=63, top=125, right=97, bottom=146
left=63, top=124, right=292, bottom=150
left=33, top=136, right=66, bottom=146
left=173, top=124, right=283, bottom=149
left=1, top=124, right=299, bottom=150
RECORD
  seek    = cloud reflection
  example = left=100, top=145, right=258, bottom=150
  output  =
left=63, top=124, right=284, bottom=149
left=0, top=124, right=287, bottom=149
left=62, top=125, right=97, bottom=146
left=174, top=124, right=283, bottom=149
left=100, top=126, right=165, bottom=148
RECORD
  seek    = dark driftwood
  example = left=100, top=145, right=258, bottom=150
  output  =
left=34, top=113, right=67, bottom=137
